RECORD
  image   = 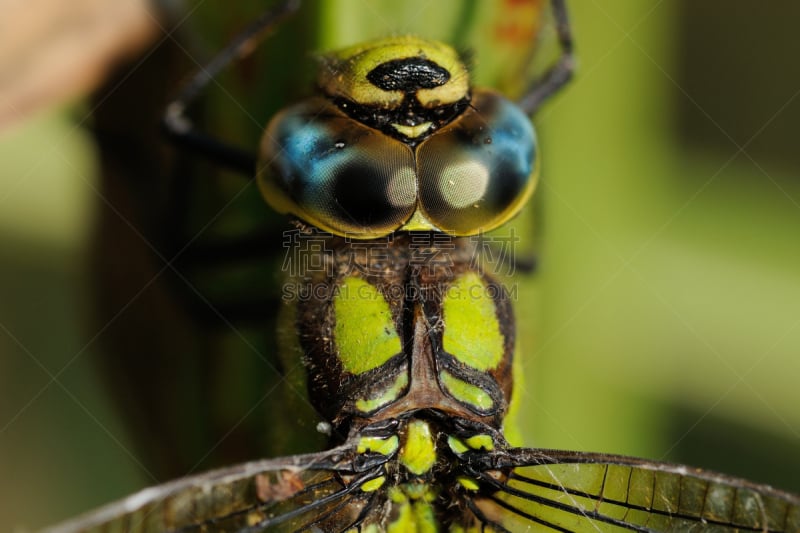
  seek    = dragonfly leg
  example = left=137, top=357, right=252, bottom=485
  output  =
left=517, top=0, right=575, bottom=115
left=171, top=228, right=289, bottom=325
left=163, top=0, right=301, bottom=175
left=510, top=252, right=537, bottom=275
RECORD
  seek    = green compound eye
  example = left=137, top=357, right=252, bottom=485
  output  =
left=258, top=99, right=418, bottom=238
left=416, top=91, right=538, bottom=235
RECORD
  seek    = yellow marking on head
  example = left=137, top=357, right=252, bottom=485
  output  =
left=399, top=209, right=438, bottom=232
left=319, top=36, right=469, bottom=108
left=392, top=122, right=433, bottom=138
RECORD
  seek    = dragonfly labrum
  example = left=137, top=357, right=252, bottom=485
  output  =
left=46, top=0, right=800, bottom=531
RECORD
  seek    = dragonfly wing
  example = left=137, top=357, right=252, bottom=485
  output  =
left=470, top=448, right=800, bottom=532
left=42, top=444, right=382, bottom=533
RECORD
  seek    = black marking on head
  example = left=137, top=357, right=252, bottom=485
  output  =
left=331, top=96, right=469, bottom=146
left=368, top=58, right=450, bottom=92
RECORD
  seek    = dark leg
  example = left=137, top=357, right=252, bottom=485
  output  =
left=517, top=0, right=575, bottom=115
left=162, top=0, right=301, bottom=175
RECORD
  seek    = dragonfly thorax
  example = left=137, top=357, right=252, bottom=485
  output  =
left=285, top=233, right=516, bottom=438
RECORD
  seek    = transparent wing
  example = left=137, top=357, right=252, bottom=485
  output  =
left=44, top=445, right=800, bottom=532
left=42, top=444, right=384, bottom=533
left=468, top=448, right=800, bottom=532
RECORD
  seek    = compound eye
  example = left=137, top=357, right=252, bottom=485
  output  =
left=258, top=98, right=418, bottom=238
left=417, top=91, right=538, bottom=236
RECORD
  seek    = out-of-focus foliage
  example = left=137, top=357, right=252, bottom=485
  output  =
left=0, top=0, right=156, bottom=131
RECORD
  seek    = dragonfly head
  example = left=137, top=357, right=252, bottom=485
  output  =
left=258, top=37, right=539, bottom=239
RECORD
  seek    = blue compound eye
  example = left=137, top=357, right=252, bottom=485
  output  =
left=416, top=91, right=538, bottom=236
left=258, top=98, right=418, bottom=238
left=258, top=92, right=537, bottom=238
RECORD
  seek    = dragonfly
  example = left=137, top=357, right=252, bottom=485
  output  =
left=45, top=0, right=800, bottom=531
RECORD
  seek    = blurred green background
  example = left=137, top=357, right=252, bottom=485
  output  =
left=2, top=1, right=799, bottom=530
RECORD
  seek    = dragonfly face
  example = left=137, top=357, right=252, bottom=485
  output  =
left=258, top=36, right=538, bottom=238
left=42, top=0, right=800, bottom=531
